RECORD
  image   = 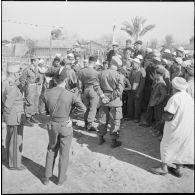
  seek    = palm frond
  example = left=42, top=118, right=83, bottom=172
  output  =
left=139, top=24, right=155, bottom=36
left=121, top=27, right=134, bottom=36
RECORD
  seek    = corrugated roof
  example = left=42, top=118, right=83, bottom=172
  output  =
left=34, top=39, right=74, bottom=49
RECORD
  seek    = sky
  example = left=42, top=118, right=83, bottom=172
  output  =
left=2, top=1, right=194, bottom=44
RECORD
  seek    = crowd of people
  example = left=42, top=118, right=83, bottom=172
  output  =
left=2, top=38, right=194, bottom=186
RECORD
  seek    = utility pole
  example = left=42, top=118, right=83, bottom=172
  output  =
left=49, top=33, right=52, bottom=64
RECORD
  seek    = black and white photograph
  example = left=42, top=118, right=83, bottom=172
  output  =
left=1, top=1, right=194, bottom=193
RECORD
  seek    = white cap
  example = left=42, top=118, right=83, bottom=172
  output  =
left=38, top=59, right=44, bottom=65
left=182, top=60, right=191, bottom=68
left=112, top=41, right=119, bottom=46
left=38, top=66, right=47, bottom=74
left=132, top=58, right=141, bottom=64
left=176, top=46, right=185, bottom=53
left=55, top=53, right=61, bottom=58
left=67, top=53, right=74, bottom=58
left=175, top=57, right=183, bottom=65
left=137, top=55, right=143, bottom=60
left=146, top=48, right=152, bottom=53
left=162, top=59, right=168, bottom=64
left=172, top=77, right=188, bottom=91
left=164, top=49, right=171, bottom=54
left=172, top=51, right=177, bottom=56
left=153, top=57, right=161, bottom=62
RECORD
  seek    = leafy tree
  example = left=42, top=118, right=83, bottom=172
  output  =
left=25, top=39, right=35, bottom=56
left=121, top=16, right=155, bottom=42
left=11, top=36, right=25, bottom=43
left=51, top=29, right=62, bottom=40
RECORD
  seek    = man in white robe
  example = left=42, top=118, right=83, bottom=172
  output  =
left=151, top=77, right=194, bottom=177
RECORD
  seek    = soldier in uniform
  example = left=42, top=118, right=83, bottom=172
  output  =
left=2, top=63, right=26, bottom=170
left=78, top=56, right=100, bottom=131
left=106, top=42, right=120, bottom=65
left=133, top=40, right=145, bottom=58
left=20, top=58, right=41, bottom=126
left=41, top=70, right=86, bottom=186
left=94, top=56, right=124, bottom=148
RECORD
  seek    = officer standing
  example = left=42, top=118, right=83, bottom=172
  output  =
left=20, top=58, right=41, bottom=126
left=106, top=42, right=120, bottom=65
left=133, top=40, right=145, bottom=58
left=94, top=56, right=124, bottom=148
left=41, top=70, right=86, bottom=186
left=2, top=63, right=26, bottom=170
left=78, top=56, right=100, bottom=131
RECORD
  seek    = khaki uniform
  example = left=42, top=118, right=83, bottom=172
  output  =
left=2, top=77, right=25, bottom=168
left=78, top=66, right=100, bottom=124
left=43, top=87, right=86, bottom=183
left=94, top=69, right=124, bottom=140
left=20, top=65, right=42, bottom=117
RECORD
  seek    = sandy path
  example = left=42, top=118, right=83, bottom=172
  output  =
left=2, top=116, right=194, bottom=193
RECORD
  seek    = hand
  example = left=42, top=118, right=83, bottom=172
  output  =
left=102, top=96, right=110, bottom=104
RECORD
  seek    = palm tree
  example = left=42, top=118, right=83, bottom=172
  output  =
left=121, top=16, right=155, bottom=42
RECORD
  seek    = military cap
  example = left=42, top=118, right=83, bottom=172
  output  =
left=7, top=62, right=20, bottom=73
left=53, top=57, right=61, bottom=62
left=186, top=64, right=194, bottom=76
left=162, top=58, right=168, bottom=65
left=146, top=48, right=152, bottom=53
left=134, top=40, right=143, bottom=45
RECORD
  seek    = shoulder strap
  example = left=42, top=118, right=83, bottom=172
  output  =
left=50, top=89, right=64, bottom=117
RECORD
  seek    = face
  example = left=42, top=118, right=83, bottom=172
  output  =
left=113, top=45, right=118, bottom=53
left=125, top=50, right=131, bottom=59
left=134, top=44, right=141, bottom=50
left=54, top=60, right=60, bottom=67
left=132, top=62, right=139, bottom=70
left=75, top=57, right=80, bottom=62
left=103, top=63, right=108, bottom=70
left=177, top=51, right=183, bottom=57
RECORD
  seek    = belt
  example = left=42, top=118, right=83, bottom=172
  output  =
left=50, top=117, right=68, bottom=122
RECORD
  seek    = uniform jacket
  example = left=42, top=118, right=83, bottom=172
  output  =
left=94, top=69, right=124, bottom=107
left=19, top=65, right=41, bottom=87
left=43, top=87, right=86, bottom=120
left=78, top=66, right=99, bottom=91
left=2, top=77, right=24, bottom=125
left=148, top=78, right=167, bottom=107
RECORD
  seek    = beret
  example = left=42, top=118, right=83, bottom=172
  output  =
left=134, top=40, right=143, bottom=45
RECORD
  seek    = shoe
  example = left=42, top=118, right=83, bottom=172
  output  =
left=42, top=177, right=50, bottom=185
left=150, top=167, right=168, bottom=175
left=30, top=116, right=39, bottom=124
left=98, top=136, right=105, bottom=145
left=9, top=165, right=26, bottom=171
left=168, top=167, right=183, bottom=178
left=87, top=123, right=97, bottom=132
left=57, top=175, right=67, bottom=186
left=134, top=119, right=139, bottom=123
left=183, top=164, right=194, bottom=170
left=111, top=140, right=122, bottom=148
left=25, top=118, right=34, bottom=127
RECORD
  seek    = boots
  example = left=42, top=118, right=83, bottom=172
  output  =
left=98, top=136, right=105, bottom=145
left=25, top=118, right=34, bottom=127
left=87, top=122, right=97, bottom=132
left=110, top=139, right=122, bottom=148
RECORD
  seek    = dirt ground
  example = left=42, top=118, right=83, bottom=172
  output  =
left=2, top=115, right=194, bottom=193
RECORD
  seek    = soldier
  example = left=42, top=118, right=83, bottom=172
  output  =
left=133, top=40, right=145, bottom=58
left=45, top=57, right=61, bottom=88
left=2, top=63, right=26, bottom=170
left=123, top=39, right=134, bottom=58
left=41, top=70, right=86, bottom=186
left=185, top=63, right=194, bottom=99
left=176, top=46, right=186, bottom=60
left=126, top=58, right=145, bottom=122
left=78, top=56, right=100, bottom=131
left=106, top=41, right=120, bottom=65
left=20, top=58, right=41, bottom=126
left=94, top=56, right=124, bottom=148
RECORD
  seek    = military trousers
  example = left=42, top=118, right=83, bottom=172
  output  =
left=82, top=88, right=99, bottom=124
left=127, top=91, right=143, bottom=120
left=45, top=120, right=73, bottom=183
left=25, top=84, right=41, bottom=117
left=97, top=106, right=122, bottom=140
left=6, top=125, right=24, bottom=168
